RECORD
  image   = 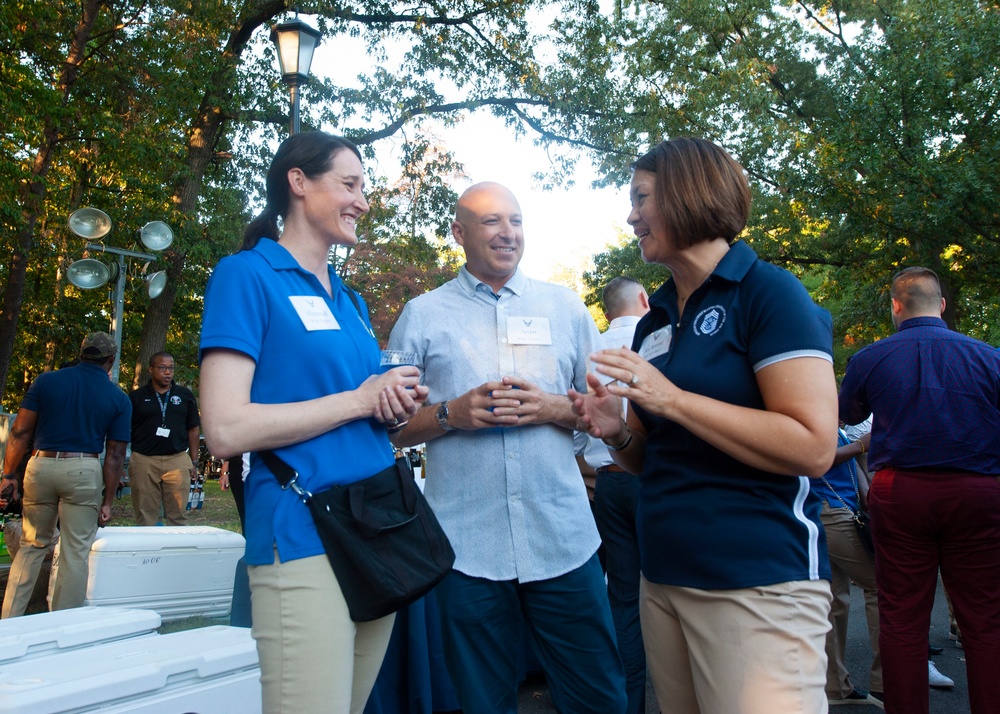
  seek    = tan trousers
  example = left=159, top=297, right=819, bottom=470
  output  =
left=128, top=451, right=192, bottom=526
left=248, top=552, right=395, bottom=714
left=2, top=455, right=102, bottom=617
left=821, top=500, right=882, bottom=696
left=640, top=576, right=831, bottom=714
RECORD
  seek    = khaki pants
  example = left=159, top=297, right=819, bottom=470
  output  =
left=640, top=576, right=831, bottom=714
left=128, top=451, right=192, bottom=526
left=249, top=552, right=394, bottom=714
left=820, top=500, right=881, bottom=696
left=2, top=455, right=102, bottom=617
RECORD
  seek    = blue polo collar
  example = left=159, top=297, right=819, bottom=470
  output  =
left=254, top=238, right=344, bottom=291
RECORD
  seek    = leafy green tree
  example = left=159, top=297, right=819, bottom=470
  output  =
left=0, top=0, right=576, bottom=407
left=546, top=0, right=1000, bottom=356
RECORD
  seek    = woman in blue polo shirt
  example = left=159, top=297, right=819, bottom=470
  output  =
left=199, top=132, right=429, bottom=714
left=572, top=137, right=838, bottom=713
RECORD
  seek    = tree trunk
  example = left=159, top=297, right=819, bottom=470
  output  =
left=131, top=250, right=187, bottom=391
left=129, top=2, right=281, bottom=384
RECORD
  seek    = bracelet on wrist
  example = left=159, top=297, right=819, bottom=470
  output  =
left=858, top=440, right=867, bottom=454
left=602, top=421, right=633, bottom=452
left=386, top=420, right=409, bottom=435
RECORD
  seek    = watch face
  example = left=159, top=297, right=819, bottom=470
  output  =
left=437, top=402, right=451, bottom=430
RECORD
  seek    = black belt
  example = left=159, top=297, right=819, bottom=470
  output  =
left=34, top=450, right=99, bottom=459
left=596, top=465, right=628, bottom=474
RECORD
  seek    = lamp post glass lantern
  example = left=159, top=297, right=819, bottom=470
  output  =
left=271, top=15, right=322, bottom=135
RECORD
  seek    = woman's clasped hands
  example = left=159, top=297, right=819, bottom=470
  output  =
left=369, top=366, right=429, bottom=427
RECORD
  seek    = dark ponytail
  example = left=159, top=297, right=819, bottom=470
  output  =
left=241, top=132, right=363, bottom=251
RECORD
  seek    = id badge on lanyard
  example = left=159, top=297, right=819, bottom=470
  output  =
left=155, top=388, right=171, bottom=438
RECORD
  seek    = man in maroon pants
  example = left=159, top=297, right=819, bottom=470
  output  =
left=839, top=267, right=1000, bottom=714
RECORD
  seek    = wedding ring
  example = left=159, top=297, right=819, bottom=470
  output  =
left=629, top=373, right=639, bottom=386
left=387, top=418, right=399, bottom=427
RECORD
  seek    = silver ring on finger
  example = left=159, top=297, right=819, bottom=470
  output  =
left=629, top=373, right=639, bottom=386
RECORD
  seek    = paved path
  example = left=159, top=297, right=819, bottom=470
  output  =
left=517, top=578, right=970, bottom=713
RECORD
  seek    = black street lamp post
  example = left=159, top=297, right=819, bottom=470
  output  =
left=271, top=15, right=322, bottom=135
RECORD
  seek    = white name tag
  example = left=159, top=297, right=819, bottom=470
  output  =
left=639, top=325, right=673, bottom=361
left=289, top=296, right=340, bottom=331
left=507, top=317, right=552, bottom=345
left=155, top=427, right=171, bottom=438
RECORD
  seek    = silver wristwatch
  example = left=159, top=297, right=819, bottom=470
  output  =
left=436, top=401, right=455, bottom=432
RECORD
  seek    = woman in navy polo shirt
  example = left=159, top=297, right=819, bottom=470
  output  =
left=572, top=137, right=838, bottom=713
left=199, top=132, right=429, bottom=714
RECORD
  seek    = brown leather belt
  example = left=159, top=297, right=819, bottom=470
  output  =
left=596, top=464, right=628, bottom=474
left=33, top=450, right=99, bottom=459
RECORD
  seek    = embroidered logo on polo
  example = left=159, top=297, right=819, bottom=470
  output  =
left=170, top=395, right=182, bottom=405
left=693, top=306, right=726, bottom=336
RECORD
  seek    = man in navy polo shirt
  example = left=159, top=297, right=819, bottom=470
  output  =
left=0, top=333, right=131, bottom=617
left=839, top=266, right=1000, bottom=714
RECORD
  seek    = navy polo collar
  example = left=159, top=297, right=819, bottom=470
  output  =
left=898, top=316, right=947, bottom=331
left=648, top=240, right=757, bottom=310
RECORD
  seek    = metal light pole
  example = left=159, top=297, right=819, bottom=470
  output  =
left=84, top=244, right=157, bottom=384
left=271, top=15, right=322, bottom=135
left=67, top=208, right=172, bottom=386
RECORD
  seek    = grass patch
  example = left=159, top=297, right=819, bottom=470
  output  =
left=110, top=478, right=242, bottom=533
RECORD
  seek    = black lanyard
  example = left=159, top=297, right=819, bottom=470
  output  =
left=154, top=386, right=172, bottom=427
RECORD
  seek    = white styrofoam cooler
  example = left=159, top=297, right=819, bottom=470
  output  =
left=52, top=526, right=245, bottom=622
left=0, top=607, right=160, bottom=664
left=0, top=625, right=260, bottom=714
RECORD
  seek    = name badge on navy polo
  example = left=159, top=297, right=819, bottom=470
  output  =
left=289, top=296, right=340, bottom=331
left=693, top=305, right=727, bottom=336
left=639, top=325, right=672, bottom=361
left=507, top=317, right=552, bottom=345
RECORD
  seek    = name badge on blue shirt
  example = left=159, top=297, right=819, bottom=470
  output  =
left=639, top=325, right=672, bottom=361
left=507, top=317, right=552, bottom=345
left=289, top=296, right=341, bottom=331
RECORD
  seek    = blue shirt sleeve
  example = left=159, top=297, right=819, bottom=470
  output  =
left=745, top=264, right=833, bottom=371
left=200, top=253, right=269, bottom=363
left=108, top=396, right=133, bottom=442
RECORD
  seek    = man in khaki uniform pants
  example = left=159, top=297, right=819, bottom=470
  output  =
left=1, top=333, right=131, bottom=616
left=127, top=352, right=200, bottom=525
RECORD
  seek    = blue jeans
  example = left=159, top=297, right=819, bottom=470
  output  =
left=436, top=552, right=627, bottom=714
left=594, top=469, right=647, bottom=714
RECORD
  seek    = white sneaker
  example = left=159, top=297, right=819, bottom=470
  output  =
left=928, top=660, right=954, bottom=689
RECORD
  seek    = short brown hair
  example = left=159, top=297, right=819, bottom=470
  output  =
left=891, top=267, right=942, bottom=313
left=631, top=137, right=751, bottom=248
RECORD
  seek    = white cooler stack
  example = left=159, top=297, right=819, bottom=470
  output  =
left=51, top=526, right=245, bottom=622
left=0, top=623, right=261, bottom=714
left=0, top=607, right=161, bottom=664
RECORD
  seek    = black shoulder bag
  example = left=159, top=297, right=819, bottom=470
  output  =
left=260, top=451, right=455, bottom=622
left=821, top=452, right=875, bottom=557
left=258, top=286, right=454, bottom=621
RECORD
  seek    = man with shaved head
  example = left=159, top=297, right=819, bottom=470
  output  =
left=839, top=266, right=1000, bottom=713
left=388, top=183, right=627, bottom=713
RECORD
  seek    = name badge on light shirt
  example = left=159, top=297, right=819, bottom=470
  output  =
left=289, top=296, right=341, bottom=331
left=639, top=325, right=672, bottom=361
left=506, top=317, right=552, bottom=345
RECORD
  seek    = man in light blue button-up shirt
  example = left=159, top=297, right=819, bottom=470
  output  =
left=388, top=182, right=626, bottom=714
